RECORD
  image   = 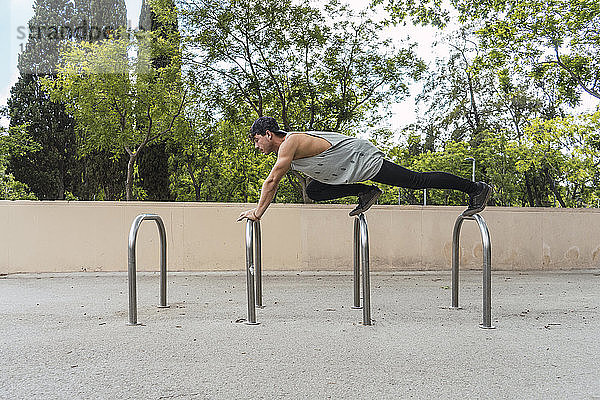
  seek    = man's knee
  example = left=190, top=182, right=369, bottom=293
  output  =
left=306, top=183, right=325, bottom=201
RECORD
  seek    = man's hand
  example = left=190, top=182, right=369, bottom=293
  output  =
left=237, top=208, right=260, bottom=222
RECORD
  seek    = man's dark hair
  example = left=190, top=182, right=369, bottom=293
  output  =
left=249, top=116, right=288, bottom=140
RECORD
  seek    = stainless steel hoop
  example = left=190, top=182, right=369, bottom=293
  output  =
left=127, top=214, right=168, bottom=326
left=353, top=214, right=372, bottom=325
left=245, top=219, right=261, bottom=325
left=245, top=214, right=372, bottom=326
left=451, top=213, right=494, bottom=329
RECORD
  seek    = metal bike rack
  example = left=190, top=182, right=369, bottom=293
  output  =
left=353, top=213, right=372, bottom=325
left=451, top=213, right=494, bottom=329
left=244, top=214, right=372, bottom=326
left=128, top=214, right=168, bottom=326
left=244, top=219, right=262, bottom=325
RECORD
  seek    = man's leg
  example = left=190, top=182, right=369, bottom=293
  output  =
left=371, top=159, right=479, bottom=193
left=371, top=159, right=491, bottom=215
left=305, top=179, right=372, bottom=201
left=305, top=179, right=382, bottom=216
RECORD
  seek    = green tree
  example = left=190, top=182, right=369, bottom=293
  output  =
left=375, top=0, right=600, bottom=104
left=7, top=0, right=129, bottom=200
left=0, top=124, right=39, bottom=200
left=136, top=0, right=180, bottom=201
left=178, top=0, right=423, bottom=202
left=43, top=23, right=187, bottom=200
left=75, top=0, right=127, bottom=41
left=7, top=74, right=79, bottom=199
left=7, top=0, right=77, bottom=200
left=413, top=27, right=503, bottom=148
left=373, top=0, right=600, bottom=207
left=455, top=0, right=600, bottom=103
left=519, top=112, right=600, bottom=207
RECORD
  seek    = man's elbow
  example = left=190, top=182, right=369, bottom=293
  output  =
left=263, top=176, right=280, bottom=189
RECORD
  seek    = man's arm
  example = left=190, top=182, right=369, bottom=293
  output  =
left=237, top=137, right=297, bottom=221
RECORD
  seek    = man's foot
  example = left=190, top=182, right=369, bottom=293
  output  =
left=463, top=182, right=492, bottom=216
left=349, top=187, right=382, bottom=216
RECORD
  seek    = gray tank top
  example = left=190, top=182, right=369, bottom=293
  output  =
left=290, top=131, right=384, bottom=184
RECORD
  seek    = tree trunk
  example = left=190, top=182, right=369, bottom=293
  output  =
left=524, top=171, right=535, bottom=207
left=126, top=154, right=137, bottom=201
left=186, top=161, right=202, bottom=201
left=288, top=170, right=313, bottom=204
left=56, top=175, right=65, bottom=200
left=545, top=169, right=566, bottom=207
left=299, top=176, right=313, bottom=204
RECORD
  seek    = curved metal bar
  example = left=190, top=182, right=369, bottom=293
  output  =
left=127, top=213, right=168, bottom=326
left=254, top=220, right=263, bottom=308
left=243, top=215, right=370, bottom=326
left=450, top=213, right=494, bottom=329
left=245, top=220, right=259, bottom=325
left=358, top=214, right=372, bottom=325
left=473, top=214, right=493, bottom=329
left=352, top=218, right=361, bottom=309
left=451, top=216, right=465, bottom=308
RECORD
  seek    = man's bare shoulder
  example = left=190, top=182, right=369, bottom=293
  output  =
left=286, top=132, right=310, bottom=142
left=284, top=132, right=331, bottom=160
left=279, top=132, right=307, bottom=151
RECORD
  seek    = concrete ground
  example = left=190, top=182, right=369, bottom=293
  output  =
left=0, top=270, right=599, bottom=399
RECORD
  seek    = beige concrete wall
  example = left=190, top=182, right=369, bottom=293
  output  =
left=1, top=201, right=600, bottom=273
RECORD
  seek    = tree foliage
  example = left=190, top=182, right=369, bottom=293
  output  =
left=136, top=0, right=180, bottom=201
left=176, top=0, right=423, bottom=202
left=4, top=0, right=599, bottom=207
left=0, top=124, right=39, bottom=200
left=43, top=2, right=187, bottom=200
left=455, top=0, right=600, bottom=102
left=7, top=74, right=78, bottom=199
left=365, top=2, right=600, bottom=208
left=7, top=0, right=77, bottom=200
left=375, top=0, right=600, bottom=104
left=6, top=0, right=130, bottom=200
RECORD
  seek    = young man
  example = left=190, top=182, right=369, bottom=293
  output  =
left=237, top=116, right=491, bottom=222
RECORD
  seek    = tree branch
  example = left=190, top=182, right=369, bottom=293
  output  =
left=149, top=89, right=187, bottom=143
left=550, top=45, right=600, bottom=99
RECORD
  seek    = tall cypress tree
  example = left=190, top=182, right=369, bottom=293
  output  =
left=136, top=0, right=179, bottom=201
left=7, top=74, right=76, bottom=199
left=7, top=0, right=78, bottom=200
left=7, top=0, right=128, bottom=200
left=75, top=0, right=127, bottom=42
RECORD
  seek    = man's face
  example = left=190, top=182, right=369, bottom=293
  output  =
left=252, top=131, right=274, bottom=154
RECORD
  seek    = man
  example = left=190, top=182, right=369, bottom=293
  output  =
left=237, top=116, right=491, bottom=222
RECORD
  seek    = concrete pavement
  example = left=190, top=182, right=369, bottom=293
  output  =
left=1, top=270, right=599, bottom=399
